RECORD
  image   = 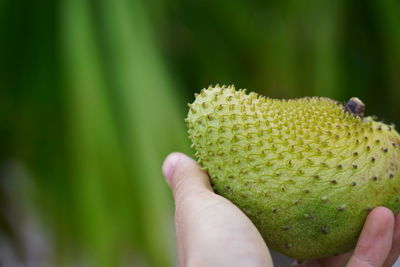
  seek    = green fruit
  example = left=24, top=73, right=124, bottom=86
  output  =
left=186, top=85, right=400, bottom=260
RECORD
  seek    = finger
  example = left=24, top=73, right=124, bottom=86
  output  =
left=162, top=152, right=212, bottom=200
left=384, top=213, right=400, bottom=267
left=162, top=152, right=216, bottom=265
left=347, top=207, right=394, bottom=267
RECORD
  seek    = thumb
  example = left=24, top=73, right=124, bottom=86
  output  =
left=162, top=152, right=213, bottom=200
left=162, top=152, right=216, bottom=266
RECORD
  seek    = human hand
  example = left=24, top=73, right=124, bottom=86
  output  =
left=163, top=152, right=400, bottom=267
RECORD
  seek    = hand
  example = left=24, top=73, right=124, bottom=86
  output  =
left=162, top=152, right=400, bottom=267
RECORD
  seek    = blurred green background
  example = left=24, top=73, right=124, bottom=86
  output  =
left=1, top=0, right=399, bottom=266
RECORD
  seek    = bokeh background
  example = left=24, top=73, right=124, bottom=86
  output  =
left=1, top=0, right=400, bottom=266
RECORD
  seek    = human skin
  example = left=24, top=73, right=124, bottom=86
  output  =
left=162, top=152, right=400, bottom=267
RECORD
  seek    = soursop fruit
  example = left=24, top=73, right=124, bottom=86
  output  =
left=186, top=85, right=400, bottom=260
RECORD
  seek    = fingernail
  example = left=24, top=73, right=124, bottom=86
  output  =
left=162, top=153, right=181, bottom=185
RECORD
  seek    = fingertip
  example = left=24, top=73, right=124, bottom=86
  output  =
left=363, top=206, right=395, bottom=241
left=367, top=206, right=394, bottom=225
left=162, top=152, right=184, bottom=186
left=162, top=152, right=210, bottom=191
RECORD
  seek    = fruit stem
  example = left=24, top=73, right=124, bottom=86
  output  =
left=345, top=97, right=365, bottom=118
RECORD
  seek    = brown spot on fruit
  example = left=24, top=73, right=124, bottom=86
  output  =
left=321, top=226, right=329, bottom=234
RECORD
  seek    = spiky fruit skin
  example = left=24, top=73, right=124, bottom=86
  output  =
left=186, top=85, right=400, bottom=260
